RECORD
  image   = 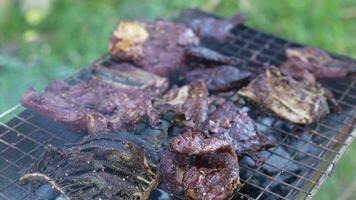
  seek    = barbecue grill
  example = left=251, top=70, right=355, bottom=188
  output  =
left=0, top=13, right=355, bottom=200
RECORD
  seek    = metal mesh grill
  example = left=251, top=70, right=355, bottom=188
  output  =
left=0, top=25, right=355, bottom=200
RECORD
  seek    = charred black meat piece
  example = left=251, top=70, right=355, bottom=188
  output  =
left=109, top=21, right=199, bottom=76
left=21, top=63, right=168, bottom=133
left=238, top=67, right=330, bottom=124
left=161, top=130, right=240, bottom=200
left=206, top=101, right=276, bottom=156
left=281, top=47, right=356, bottom=84
left=178, top=9, right=245, bottom=42
left=184, top=65, right=251, bottom=92
left=20, top=132, right=159, bottom=200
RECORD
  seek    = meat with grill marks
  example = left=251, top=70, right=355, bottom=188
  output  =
left=161, top=130, right=240, bottom=200
left=21, top=63, right=169, bottom=133
left=281, top=47, right=356, bottom=84
left=238, top=66, right=330, bottom=124
left=20, top=132, right=159, bottom=200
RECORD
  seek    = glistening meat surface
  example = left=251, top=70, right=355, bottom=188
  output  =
left=21, top=63, right=168, bottom=133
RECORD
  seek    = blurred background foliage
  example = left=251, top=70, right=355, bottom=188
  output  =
left=0, top=0, right=355, bottom=199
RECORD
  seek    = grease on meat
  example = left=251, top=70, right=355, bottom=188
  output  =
left=238, top=67, right=330, bottom=124
left=21, top=63, right=168, bottom=133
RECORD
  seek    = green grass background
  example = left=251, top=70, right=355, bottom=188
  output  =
left=0, top=0, right=355, bottom=199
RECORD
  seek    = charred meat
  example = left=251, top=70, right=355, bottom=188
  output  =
left=281, top=47, right=356, bottom=84
left=238, top=67, right=330, bottom=124
left=20, top=132, right=159, bottom=200
left=161, top=130, right=240, bottom=200
left=178, top=9, right=245, bottom=42
left=184, top=65, right=251, bottom=92
left=21, top=63, right=168, bottom=133
left=109, top=21, right=199, bottom=76
left=206, top=101, right=275, bottom=155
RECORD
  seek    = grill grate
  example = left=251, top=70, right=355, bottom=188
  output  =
left=0, top=24, right=355, bottom=200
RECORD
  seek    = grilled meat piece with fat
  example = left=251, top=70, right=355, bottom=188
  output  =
left=238, top=67, right=330, bottom=124
left=21, top=63, right=168, bottom=133
left=178, top=9, right=245, bottom=42
left=161, top=130, right=240, bottom=200
left=154, top=80, right=210, bottom=129
left=184, top=65, right=251, bottom=92
left=206, top=101, right=275, bottom=155
left=281, top=47, right=356, bottom=84
left=109, top=21, right=199, bottom=76
left=20, top=132, right=159, bottom=200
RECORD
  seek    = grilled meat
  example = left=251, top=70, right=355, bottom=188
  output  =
left=184, top=65, right=251, bottom=92
left=238, top=67, right=330, bottom=124
left=281, top=47, right=356, bottom=84
left=20, top=132, right=159, bottom=200
left=206, top=101, right=275, bottom=155
left=161, top=130, right=240, bottom=200
left=21, top=63, right=168, bottom=133
left=186, top=46, right=240, bottom=65
left=178, top=9, right=245, bottom=42
left=109, top=21, right=199, bottom=76
left=154, top=80, right=210, bottom=128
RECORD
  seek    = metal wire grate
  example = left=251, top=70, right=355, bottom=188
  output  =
left=0, top=24, right=355, bottom=200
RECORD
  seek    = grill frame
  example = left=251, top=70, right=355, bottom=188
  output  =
left=0, top=24, right=355, bottom=200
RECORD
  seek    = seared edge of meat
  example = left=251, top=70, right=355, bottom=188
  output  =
left=20, top=132, right=159, bottom=200
left=238, top=66, right=330, bottom=124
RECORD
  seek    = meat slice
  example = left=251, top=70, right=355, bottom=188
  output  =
left=238, top=67, right=330, bottom=124
left=20, top=132, right=159, bottom=200
left=161, top=130, right=240, bottom=200
left=21, top=63, right=169, bottom=133
left=184, top=65, right=251, bottom=92
left=109, top=21, right=199, bottom=76
left=154, top=80, right=210, bottom=128
left=281, top=47, right=356, bottom=84
left=178, top=9, right=245, bottom=42
left=206, top=101, right=275, bottom=155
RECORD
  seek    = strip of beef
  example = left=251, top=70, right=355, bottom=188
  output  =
left=20, top=132, right=159, bottom=200
left=185, top=46, right=240, bottom=65
left=161, top=130, right=240, bottom=200
left=154, top=80, right=209, bottom=128
left=109, top=21, right=199, bottom=76
left=184, top=65, right=251, bottom=92
left=238, top=67, right=330, bottom=124
left=281, top=47, right=356, bottom=84
left=206, top=101, right=275, bottom=155
left=21, top=63, right=168, bottom=133
left=178, top=9, right=245, bottom=42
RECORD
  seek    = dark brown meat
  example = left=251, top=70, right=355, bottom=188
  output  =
left=238, top=66, right=330, bottom=124
left=20, top=132, right=159, bottom=200
left=184, top=65, right=251, bottom=92
left=21, top=63, right=169, bottom=133
left=109, top=21, right=199, bottom=76
left=178, top=9, right=245, bottom=42
left=161, top=130, right=240, bottom=200
left=185, top=46, right=241, bottom=65
left=206, top=101, right=275, bottom=155
left=281, top=47, right=356, bottom=84
left=154, top=80, right=209, bottom=128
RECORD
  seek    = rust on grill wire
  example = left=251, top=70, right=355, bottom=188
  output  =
left=0, top=25, right=355, bottom=200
